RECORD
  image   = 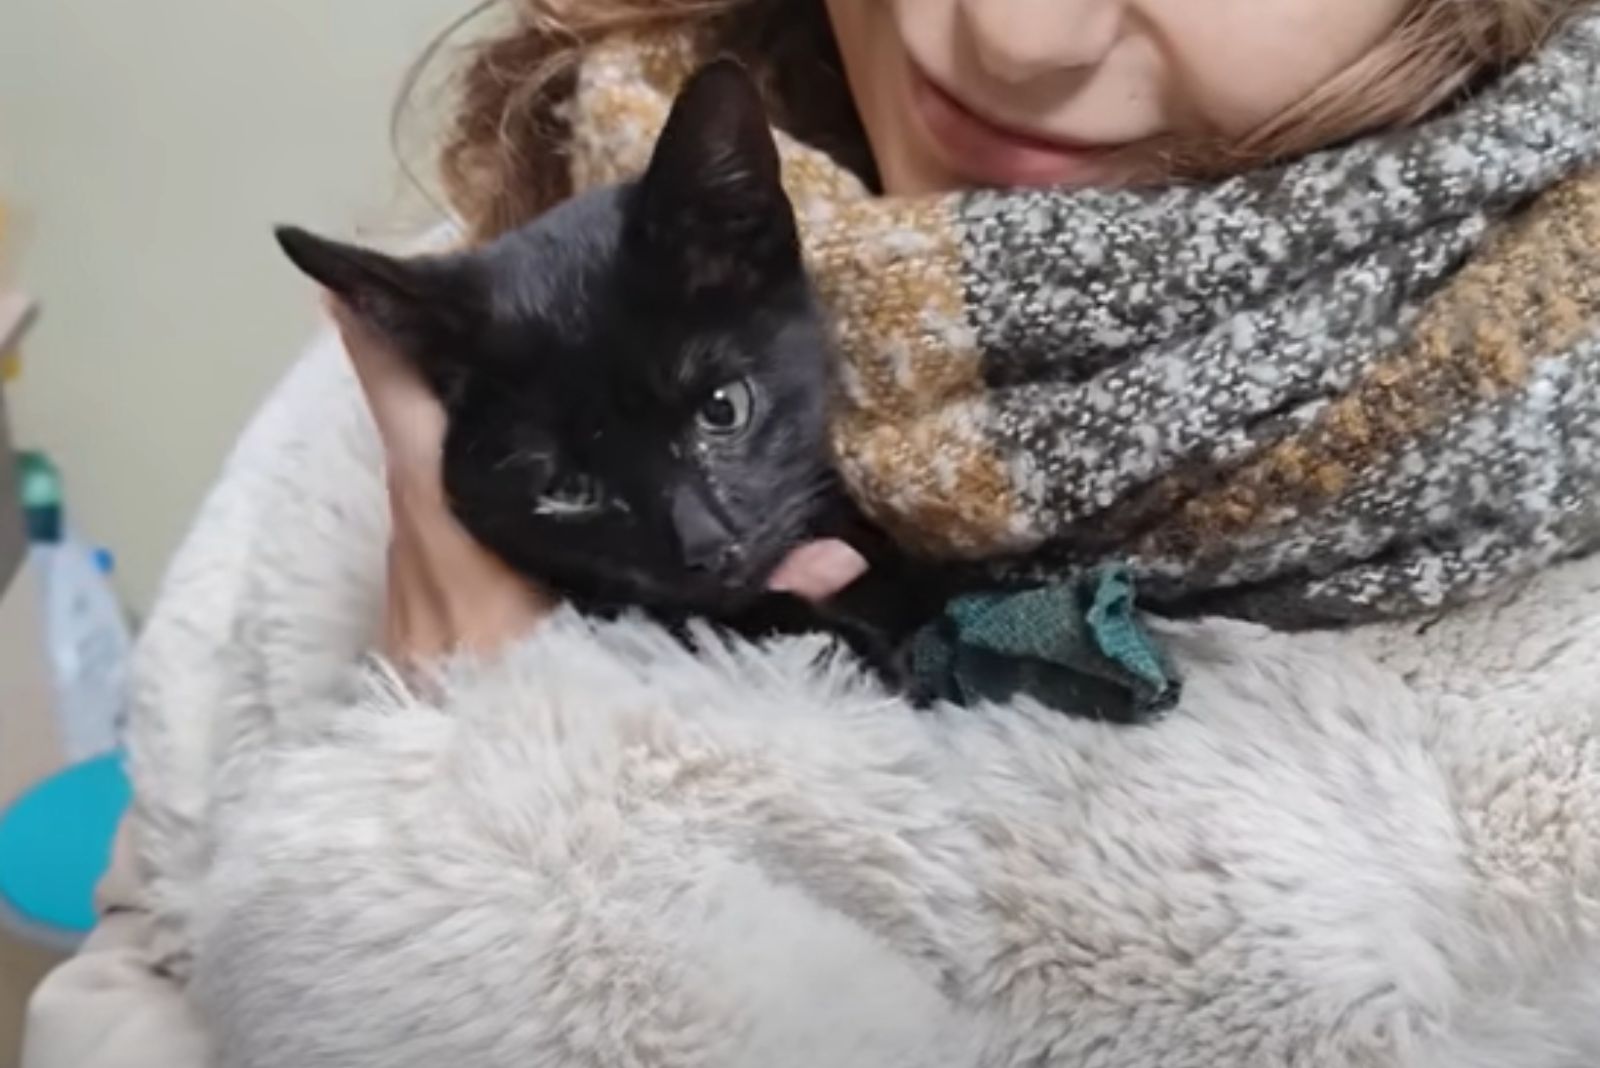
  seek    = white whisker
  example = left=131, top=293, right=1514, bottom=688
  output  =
left=534, top=497, right=602, bottom=520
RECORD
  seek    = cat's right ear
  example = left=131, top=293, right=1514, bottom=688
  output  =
left=274, top=226, right=479, bottom=361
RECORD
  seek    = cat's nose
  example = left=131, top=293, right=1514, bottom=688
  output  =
left=671, top=486, right=737, bottom=571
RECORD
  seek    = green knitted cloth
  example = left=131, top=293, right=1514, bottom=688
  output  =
left=910, top=569, right=1178, bottom=722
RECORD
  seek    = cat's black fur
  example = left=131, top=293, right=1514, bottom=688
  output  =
left=276, top=61, right=944, bottom=686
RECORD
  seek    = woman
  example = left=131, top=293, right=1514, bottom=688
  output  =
left=25, top=1, right=1600, bottom=1065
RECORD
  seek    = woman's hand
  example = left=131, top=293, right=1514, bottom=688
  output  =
left=327, top=296, right=557, bottom=669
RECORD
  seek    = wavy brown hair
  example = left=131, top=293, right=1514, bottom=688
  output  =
left=421, top=0, right=1590, bottom=241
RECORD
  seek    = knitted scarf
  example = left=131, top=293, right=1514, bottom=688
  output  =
left=567, top=13, right=1600, bottom=628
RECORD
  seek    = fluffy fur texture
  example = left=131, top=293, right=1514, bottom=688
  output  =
left=129, top=328, right=1600, bottom=1067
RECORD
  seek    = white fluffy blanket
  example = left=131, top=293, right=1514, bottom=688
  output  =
left=128, top=329, right=1600, bottom=1067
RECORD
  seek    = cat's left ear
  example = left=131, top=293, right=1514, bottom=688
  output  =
left=632, top=59, right=800, bottom=296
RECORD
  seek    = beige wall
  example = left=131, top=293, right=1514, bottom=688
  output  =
left=0, top=0, right=467, bottom=611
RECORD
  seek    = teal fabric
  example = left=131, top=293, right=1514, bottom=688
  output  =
left=0, top=752, right=131, bottom=937
left=909, top=567, right=1180, bottom=723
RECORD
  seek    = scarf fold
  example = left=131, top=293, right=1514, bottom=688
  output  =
left=570, top=14, right=1600, bottom=627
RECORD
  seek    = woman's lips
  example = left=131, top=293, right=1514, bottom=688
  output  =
left=908, top=64, right=1123, bottom=188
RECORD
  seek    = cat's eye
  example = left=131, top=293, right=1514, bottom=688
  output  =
left=697, top=378, right=756, bottom=438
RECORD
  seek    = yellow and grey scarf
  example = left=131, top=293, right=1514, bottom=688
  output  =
left=567, top=14, right=1600, bottom=628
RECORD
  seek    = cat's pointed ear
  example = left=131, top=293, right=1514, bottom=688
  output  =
left=274, top=226, right=479, bottom=358
left=633, top=59, right=800, bottom=295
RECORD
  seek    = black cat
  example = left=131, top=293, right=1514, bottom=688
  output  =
left=277, top=60, right=943, bottom=686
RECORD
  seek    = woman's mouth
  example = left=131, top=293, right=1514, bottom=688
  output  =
left=907, top=63, right=1125, bottom=188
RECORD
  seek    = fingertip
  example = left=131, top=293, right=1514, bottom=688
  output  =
left=320, top=289, right=352, bottom=327
left=767, top=539, right=870, bottom=602
left=322, top=292, right=384, bottom=360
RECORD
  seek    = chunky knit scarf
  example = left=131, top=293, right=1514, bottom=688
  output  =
left=567, top=13, right=1600, bottom=627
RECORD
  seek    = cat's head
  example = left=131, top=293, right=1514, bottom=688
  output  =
left=276, top=61, right=837, bottom=608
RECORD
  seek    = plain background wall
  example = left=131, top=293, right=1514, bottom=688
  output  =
left=0, top=0, right=470, bottom=612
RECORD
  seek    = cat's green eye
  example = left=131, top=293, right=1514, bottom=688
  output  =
left=697, top=378, right=756, bottom=437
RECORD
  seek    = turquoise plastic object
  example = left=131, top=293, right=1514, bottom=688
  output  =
left=18, top=450, right=63, bottom=544
left=0, top=753, right=131, bottom=942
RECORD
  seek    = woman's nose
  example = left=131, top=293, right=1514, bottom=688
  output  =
left=957, top=0, right=1125, bottom=83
